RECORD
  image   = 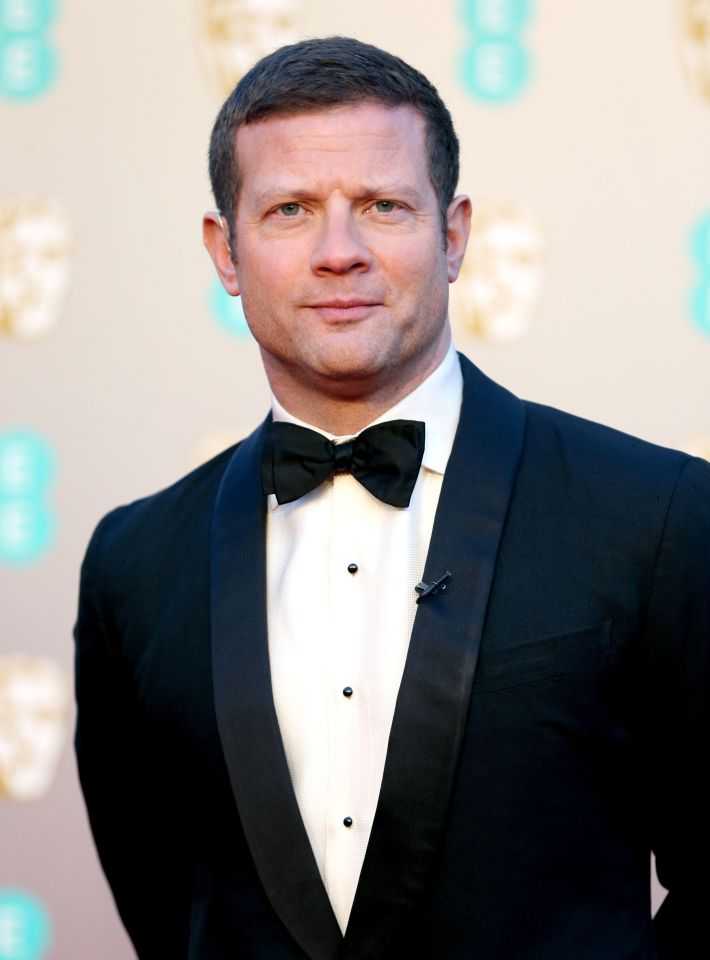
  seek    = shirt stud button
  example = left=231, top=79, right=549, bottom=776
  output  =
left=343, top=816, right=353, bottom=828
left=347, top=562, right=358, bottom=574
left=342, top=686, right=353, bottom=698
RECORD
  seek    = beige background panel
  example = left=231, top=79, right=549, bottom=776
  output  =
left=1, top=1, right=708, bottom=956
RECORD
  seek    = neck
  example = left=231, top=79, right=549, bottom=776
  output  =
left=266, top=340, right=450, bottom=436
left=276, top=394, right=403, bottom=436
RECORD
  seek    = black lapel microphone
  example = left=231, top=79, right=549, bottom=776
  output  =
left=415, top=571, right=451, bottom=604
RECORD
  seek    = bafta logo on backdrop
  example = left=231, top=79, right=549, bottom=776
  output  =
left=683, top=434, right=710, bottom=461
left=191, top=425, right=256, bottom=467
left=0, top=199, right=72, bottom=341
left=197, top=0, right=307, bottom=98
left=450, top=205, right=545, bottom=343
left=678, top=0, right=710, bottom=102
left=0, top=655, right=69, bottom=803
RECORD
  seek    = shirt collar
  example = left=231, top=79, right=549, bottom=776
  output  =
left=270, top=340, right=463, bottom=477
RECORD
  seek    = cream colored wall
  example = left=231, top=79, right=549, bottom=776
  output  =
left=1, top=1, right=708, bottom=955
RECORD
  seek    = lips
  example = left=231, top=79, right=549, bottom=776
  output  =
left=305, top=299, right=382, bottom=321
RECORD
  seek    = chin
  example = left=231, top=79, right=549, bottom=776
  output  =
left=318, top=348, right=395, bottom=380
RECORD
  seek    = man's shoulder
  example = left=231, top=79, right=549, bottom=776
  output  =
left=86, top=439, right=244, bottom=566
left=523, top=396, right=682, bottom=459
left=519, top=394, right=705, bottom=503
left=460, top=353, right=696, bottom=488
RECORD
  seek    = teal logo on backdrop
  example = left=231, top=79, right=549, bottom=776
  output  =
left=0, top=890, right=51, bottom=960
left=0, top=431, right=56, bottom=565
left=210, top=279, right=252, bottom=340
left=689, top=213, right=710, bottom=337
left=0, top=0, right=59, bottom=101
left=459, top=0, right=533, bottom=103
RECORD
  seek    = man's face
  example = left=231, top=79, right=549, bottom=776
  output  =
left=205, top=103, right=470, bottom=406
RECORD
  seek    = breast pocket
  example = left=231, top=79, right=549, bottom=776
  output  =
left=472, top=620, right=614, bottom=694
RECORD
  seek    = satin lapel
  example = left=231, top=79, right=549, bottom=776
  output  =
left=343, top=356, right=527, bottom=959
left=210, top=419, right=342, bottom=960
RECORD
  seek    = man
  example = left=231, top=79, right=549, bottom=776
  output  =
left=74, top=37, right=710, bottom=960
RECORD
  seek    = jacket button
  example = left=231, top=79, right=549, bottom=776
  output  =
left=342, top=686, right=353, bottom=698
left=347, top=563, right=358, bottom=574
left=343, top=817, right=353, bottom=828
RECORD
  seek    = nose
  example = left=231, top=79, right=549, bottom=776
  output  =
left=310, top=207, right=373, bottom=276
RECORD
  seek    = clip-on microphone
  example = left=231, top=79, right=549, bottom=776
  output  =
left=415, top=570, right=451, bottom=604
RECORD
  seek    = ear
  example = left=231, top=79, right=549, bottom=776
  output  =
left=203, top=212, right=240, bottom=295
left=445, top=194, right=472, bottom=283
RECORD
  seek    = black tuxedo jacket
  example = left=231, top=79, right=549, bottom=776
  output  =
left=74, top=356, right=710, bottom=959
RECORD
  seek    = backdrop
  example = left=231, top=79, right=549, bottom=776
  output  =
left=2, top=1, right=709, bottom=956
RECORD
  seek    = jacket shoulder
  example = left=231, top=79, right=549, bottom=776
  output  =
left=459, top=352, right=694, bottom=491
left=521, top=398, right=694, bottom=489
left=85, top=441, right=242, bottom=569
left=507, top=397, right=710, bottom=545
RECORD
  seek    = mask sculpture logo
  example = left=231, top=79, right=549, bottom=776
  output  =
left=191, top=427, right=246, bottom=468
left=678, top=0, right=710, bottom=102
left=682, top=434, right=710, bottom=461
left=0, top=199, right=72, bottom=341
left=197, top=0, right=306, bottom=98
left=0, top=656, right=69, bottom=803
left=450, top=205, right=544, bottom=343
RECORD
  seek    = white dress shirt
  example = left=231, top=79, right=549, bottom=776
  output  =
left=266, top=343, right=463, bottom=934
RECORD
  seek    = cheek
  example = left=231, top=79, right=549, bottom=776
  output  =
left=395, top=236, right=447, bottom=281
left=399, top=253, right=449, bottom=306
left=238, top=246, right=302, bottom=301
left=237, top=271, right=298, bottom=347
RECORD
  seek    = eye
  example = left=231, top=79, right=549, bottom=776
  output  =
left=373, top=200, right=398, bottom=213
left=278, top=202, right=302, bottom=217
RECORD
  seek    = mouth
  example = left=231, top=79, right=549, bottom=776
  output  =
left=305, top=300, right=382, bottom=322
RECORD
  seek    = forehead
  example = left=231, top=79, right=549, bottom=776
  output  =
left=234, top=103, right=430, bottom=194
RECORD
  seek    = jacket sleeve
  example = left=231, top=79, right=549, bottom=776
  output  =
left=74, top=514, right=189, bottom=959
left=642, top=456, right=710, bottom=957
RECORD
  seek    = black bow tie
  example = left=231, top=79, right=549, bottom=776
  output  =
left=261, top=419, right=426, bottom=507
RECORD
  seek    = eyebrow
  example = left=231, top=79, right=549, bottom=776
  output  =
left=253, top=181, right=424, bottom=208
